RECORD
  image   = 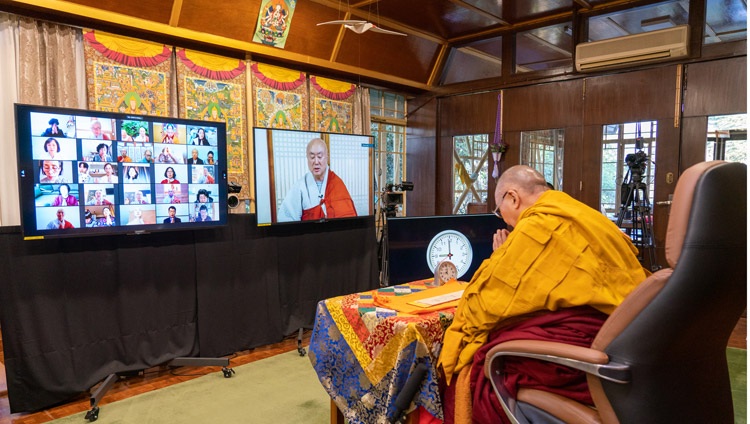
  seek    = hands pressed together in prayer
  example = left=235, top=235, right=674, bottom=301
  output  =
left=493, top=228, right=511, bottom=251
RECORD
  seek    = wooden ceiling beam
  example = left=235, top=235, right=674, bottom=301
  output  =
left=327, top=11, right=351, bottom=62
left=427, top=44, right=450, bottom=87
left=308, top=0, right=445, bottom=44
left=5, top=0, right=432, bottom=91
left=169, top=0, right=183, bottom=27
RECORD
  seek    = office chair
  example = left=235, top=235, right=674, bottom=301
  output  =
left=484, top=160, right=747, bottom=424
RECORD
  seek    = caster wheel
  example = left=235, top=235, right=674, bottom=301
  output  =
left=222, top=366, right=235, bottom=378
left=85, top=406, right=100, bottom=422
left=298, top=346, right=307, bottom=356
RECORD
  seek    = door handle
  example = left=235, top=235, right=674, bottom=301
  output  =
left=655, top=201, right=672, bottom=206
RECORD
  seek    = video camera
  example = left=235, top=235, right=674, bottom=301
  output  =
left=382, top=181, right=414, bottom=217
left=625, top=150, right=648, bottom=178
left=386, top=181, right=414, bottom=193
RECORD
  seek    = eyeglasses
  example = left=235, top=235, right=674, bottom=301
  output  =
left=492, top=191, right=510, bottom=219
left=492, top=205, right=502, bottom=219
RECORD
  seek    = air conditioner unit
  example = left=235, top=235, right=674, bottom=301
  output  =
left=575, top=25, right=689, bottom=72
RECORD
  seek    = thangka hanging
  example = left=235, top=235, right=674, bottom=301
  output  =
left=176, top=48, right=249, bottom=199
left=83, top=30, right=171, bottom=117
left=309, top=76, right=356, bottom=134
left=252, top=0, right=297, bottom=48
left=251, top=62, right=308, bottom=130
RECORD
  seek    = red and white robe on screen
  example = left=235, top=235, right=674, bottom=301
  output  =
left=277, top=167, right=357, bottom=222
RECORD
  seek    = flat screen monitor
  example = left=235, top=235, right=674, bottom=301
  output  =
left=386, top=214, right=506, bottom=285
left=15, top=104, right=228, bottom=239
left=253, top=127, right=374, bottom=226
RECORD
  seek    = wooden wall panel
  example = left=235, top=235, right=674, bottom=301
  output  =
left=584, top=66, right=679, bottom=125
left=683, top=57, right=747, bottom=117
left=681, top=116, right=710, bottom=172
left=652, top=118, right=681, bottom=266
left=561, top=126, right=583, bottom=197
left=418, top=57, right=742, bottom=222
left=406, top=96, right=438, bottom=216
left=179, top=0, right=260, bottom=43
left=503, top=80, right=584, bottom=131
left=439, top=91, right=500, bottom=135
left=579, top=125, right=604, bottom=208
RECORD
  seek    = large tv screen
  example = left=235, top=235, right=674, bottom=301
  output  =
left=15, top=104, right=228, bottom=239
left=253, top=127, right=374, bottom=226
left=386, top=214, right=506, bottom=285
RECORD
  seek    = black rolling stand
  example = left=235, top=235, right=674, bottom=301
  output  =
left=84, top=356, right=234, bottom=422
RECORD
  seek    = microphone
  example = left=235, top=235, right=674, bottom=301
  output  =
left=390, top=363, right=429, bottom=423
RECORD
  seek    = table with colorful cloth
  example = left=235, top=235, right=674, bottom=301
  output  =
left=309, top=279, right=464, bottom=424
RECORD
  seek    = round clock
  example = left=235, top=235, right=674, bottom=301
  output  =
left=426, top=229, right=473, bottom=280
left=432, top=259, right=458, bottom=287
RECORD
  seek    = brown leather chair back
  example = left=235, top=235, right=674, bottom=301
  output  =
left=589, top=161, right=747, bottom=424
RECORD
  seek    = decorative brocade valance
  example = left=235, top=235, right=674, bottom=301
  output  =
left=83, top=30, right=170, bottom=67
left=251, top=62, right=305, bottom=91
left=310, top=76, right=356, bottom=100
left=176, top=49, right=246, bottom=80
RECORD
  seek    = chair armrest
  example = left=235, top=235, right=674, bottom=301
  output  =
left=518, top=388, right=603, bottom=424
left=484, top=340, right=630, bottom=384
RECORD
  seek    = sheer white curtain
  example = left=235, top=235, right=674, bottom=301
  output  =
left=0, top=14, right=84, bottom=226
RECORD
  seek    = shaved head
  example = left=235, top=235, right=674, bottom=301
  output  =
left=306, top=138, right=329, bottom=181
left=497, top=165, right=549, bottom=196
left=495, top=165, right=550, bottom=227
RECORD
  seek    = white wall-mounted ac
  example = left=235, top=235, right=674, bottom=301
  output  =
left=575, top=25, right=689, bottom=72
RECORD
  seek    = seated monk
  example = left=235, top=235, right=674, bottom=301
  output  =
left=438, top=165, right=650, bottom=423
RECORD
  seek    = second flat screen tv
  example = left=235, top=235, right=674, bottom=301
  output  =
left=386, top=214, right=506, bottom=285
left=253, top=127, right=374, bottom=226
left=15, top=104, right=228, bottom=239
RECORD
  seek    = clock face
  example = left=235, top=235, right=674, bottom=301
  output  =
left=426, top=229, right=473, bottom=279
left=435, top=260, right=458, bottom=285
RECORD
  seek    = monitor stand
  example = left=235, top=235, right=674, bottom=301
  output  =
left=84, top=357, right=234, bottom=422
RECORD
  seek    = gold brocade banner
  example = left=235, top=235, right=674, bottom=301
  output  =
left=176, top=49, right=249, bottom=199
left=310, top=76, right=355, bottom=133
left=83, top=30, right=171, bottom=116
left=251, top=62, right=308, bottom=130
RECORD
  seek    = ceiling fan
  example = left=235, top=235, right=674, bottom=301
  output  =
left=317, top=20, right=407, bottom=36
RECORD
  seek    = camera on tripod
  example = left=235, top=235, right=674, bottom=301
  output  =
left=382, top=181, right=414, bottom=218
left=625, top=150, right=649, bottom=180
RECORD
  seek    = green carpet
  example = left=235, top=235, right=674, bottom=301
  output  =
left=728, top=347, right=747, bottom=424
left=47, top=348, right=746, bottom=424
left=49, top=348, right=330, bottom=424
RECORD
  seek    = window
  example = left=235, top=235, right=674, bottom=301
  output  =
left=600, top=121, right=657, bottom=220
left=370, top=90, right=407, bottom=219
left=520, top=129, right=564, bottom=188
left=706, top=114, right=747, bottom=164
left=515, top=22, right=573, bottom=73
left=452, top=134, right=489, bottom=214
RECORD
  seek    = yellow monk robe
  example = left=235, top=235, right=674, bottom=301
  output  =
left=439, top=190, right=649, bottom=382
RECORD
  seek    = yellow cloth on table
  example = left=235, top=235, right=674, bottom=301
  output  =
left=373, top=280, right=465, bottom=314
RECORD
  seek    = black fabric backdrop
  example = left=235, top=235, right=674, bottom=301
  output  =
left=0, top=214, right=378, bottom=412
